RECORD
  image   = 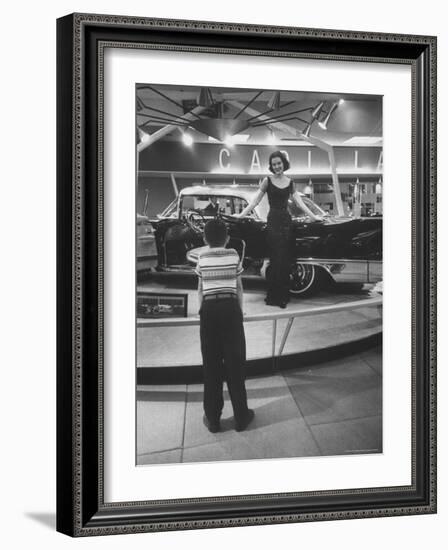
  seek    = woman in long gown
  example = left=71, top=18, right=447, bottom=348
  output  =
left=237, top=151, right=320, bottom=308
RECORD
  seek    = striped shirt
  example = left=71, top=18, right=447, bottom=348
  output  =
left=195, top=247, right=243, bottom=296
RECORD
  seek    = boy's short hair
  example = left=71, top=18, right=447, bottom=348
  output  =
left=204, top=218, right=228, bottom=247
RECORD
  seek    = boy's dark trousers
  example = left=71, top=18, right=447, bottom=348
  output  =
left=199, top=296, right=249, bottom=424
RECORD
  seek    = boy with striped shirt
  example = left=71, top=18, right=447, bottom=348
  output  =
left=196, top=219, right=254, bottom=433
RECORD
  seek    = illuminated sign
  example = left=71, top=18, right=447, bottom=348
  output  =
left=218, top=148, right=231, bottom=169
left=139, top=142, right=383, bottom=174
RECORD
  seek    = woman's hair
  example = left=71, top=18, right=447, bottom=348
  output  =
left=268, top=150, right=290, bottom=173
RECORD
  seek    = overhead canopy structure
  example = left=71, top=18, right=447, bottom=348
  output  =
left=136, top=84, right=383, bottom=216
left=136, top=84, right=382, bottom=146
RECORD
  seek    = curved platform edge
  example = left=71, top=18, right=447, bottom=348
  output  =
left=137, top=332, right=382, bottom=386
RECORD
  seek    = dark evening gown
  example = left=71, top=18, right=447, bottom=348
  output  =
left=265, top=177, right=294, bottom=305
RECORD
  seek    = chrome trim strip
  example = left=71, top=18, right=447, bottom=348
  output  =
left=294, top=258, right=382, bottom=284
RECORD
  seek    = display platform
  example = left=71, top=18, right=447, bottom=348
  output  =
left=136, top=272, right=382, bottom=384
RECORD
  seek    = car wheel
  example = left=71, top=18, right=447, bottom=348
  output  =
left=289, top=263, right=319, bottom=297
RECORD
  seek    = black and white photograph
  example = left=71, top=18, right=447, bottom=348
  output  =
left=135, top=83, right=383, bottom=465
left=2, top=0, right=443, bottom=544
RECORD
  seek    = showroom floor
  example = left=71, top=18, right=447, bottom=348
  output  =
left=136, top=345, right=382, bottom=465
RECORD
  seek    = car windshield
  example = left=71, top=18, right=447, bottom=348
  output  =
left=180, top=195, right=248, bottom=217
left=162, top=191, right=324, bottom=221
left=288, top=196, right=326, bottom=218
left=160, top=198, right=178, bottom=218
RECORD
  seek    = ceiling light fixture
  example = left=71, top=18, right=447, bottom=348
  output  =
left=318, top=102, right=339, bottom=130
left=137, top=85, right=346, bottom=144
left=311, top=102, right=325, bottom=120
left=197, top=87, right=214, bottom=108
left=302, top=123, right=312, bottom=137
left=224, top=135, right=235, bottom=147
left=137, top=127, right=150, bottom=144
left=182, top=132, right=194, bottom=146
left=267, top=91, right=281, bottom=111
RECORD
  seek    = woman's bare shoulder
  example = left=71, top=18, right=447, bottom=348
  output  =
left=260, top=177, right=269, bottom=192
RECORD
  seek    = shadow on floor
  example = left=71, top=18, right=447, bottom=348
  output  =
left=25, top=512, right=56, bottom=530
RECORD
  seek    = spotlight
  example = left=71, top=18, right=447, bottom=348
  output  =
left=197, top=87, right=214, bottom=108
left=302, top=123, right=312, bottom=137
left=311, top=102, right=325, bottom=120
left=318, top=102, right=338, bottom=130
left=137, top=127, right=150, bottom=144
left=224, top=135, right=235, bottom=147
left=267, top=91, right=281, bottom=111
left=182, top=132, right=194, bottom=146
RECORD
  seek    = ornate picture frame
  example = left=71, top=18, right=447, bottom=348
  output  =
left=56, top=13, right=436, bottom=536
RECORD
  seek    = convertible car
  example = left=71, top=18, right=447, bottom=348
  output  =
left=140, top=184, right=382, bottom=296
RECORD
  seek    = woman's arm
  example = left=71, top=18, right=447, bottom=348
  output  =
left=237, top=178, right=268, bottom=217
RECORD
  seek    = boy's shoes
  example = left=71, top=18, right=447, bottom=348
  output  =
left=235, top=409, right=255, bottom=432
left=203, top=414, right=220, bottom=433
